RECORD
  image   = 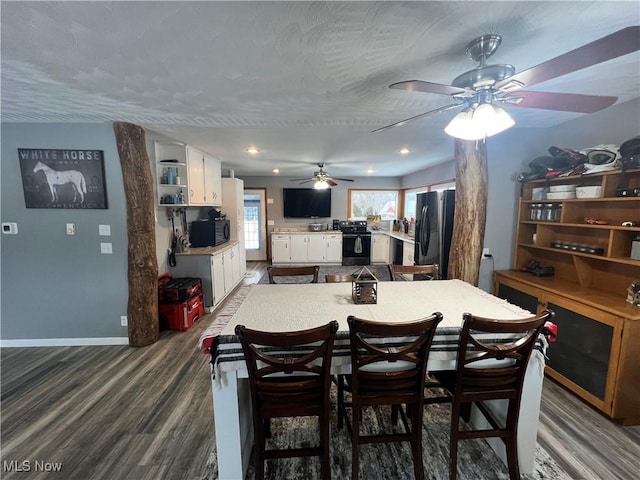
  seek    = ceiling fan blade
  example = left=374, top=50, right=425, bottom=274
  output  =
left=371, top=103, right=462, bottom=133
left=502, top=91, right=618, bottom=113
left=390, top=80, right=470, bottom=96
left=495, top=26, right=640, bottom=90
left=298, top=179, right=314, bottom=185
left=331, top=177, right=354, bottom=182
left=326, top=179, right=338, bottom=187
left=290, top=177, right=311, bottom=181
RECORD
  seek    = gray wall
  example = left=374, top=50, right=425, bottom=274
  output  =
left=1, top=123, right=129, bottom=343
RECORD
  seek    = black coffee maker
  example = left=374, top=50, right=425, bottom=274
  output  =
left=332, top=219, right=340, bottom=230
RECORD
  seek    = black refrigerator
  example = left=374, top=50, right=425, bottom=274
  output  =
left=414, top=190, right=456, bottom=279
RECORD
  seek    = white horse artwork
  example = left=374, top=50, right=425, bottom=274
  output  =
left=33, top=161, right=87, bottom=203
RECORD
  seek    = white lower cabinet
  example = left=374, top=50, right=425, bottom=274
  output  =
left=402, top=242, right=415, bottom=266
left=170, top=243, right=244, bottom=311
left=211, top=253, right=225, bottom=306
left=271, top=234, right=291, bottom=263
left=271, top=233, right=343, bottom=263
left=289, top=235, right=309, bottom=262
left=371, top=234, right=390, bottom=264
left=325, top=234, right=342, bottom=263
left=306, top=235, right=326, bottom=262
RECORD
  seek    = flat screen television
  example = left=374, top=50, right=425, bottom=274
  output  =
left=283, top=188, right=331, bottom=218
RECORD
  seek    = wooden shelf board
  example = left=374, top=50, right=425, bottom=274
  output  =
left=517, top=244, right=640, bottom=266
left=495, top=270, right=640, bottom=320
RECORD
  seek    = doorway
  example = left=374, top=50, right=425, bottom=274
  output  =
left=244, top=188, right=268, bottom=261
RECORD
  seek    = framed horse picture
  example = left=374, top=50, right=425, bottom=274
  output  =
left=18, top=149, right=108, bottom=209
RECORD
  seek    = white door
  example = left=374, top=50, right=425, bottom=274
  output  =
left=244, top=189, right=268, bottom=261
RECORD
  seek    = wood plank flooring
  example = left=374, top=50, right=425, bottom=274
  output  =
left=1, top=261, right=639, bottom=479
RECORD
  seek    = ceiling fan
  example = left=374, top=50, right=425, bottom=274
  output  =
left=290, top=163, right=355, bottom=187
left=372, top=26, right=640, bottom=136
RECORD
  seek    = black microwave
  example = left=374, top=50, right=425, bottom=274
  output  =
left=189, top=219, right=230, bottom=248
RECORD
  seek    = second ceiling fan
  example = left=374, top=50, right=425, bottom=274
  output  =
left=291, top=163, right=354, bottom=187
left=372, top=26, right=640, bottom=135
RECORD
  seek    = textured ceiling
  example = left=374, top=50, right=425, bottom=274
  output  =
left=2, top=1, right=639, bottom=178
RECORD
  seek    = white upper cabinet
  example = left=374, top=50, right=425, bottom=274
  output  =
left=154, top=142, right=222, bottom=207
left=204, top=154, right=222, bottom=206
left=187, top=146, right=221, bottom=206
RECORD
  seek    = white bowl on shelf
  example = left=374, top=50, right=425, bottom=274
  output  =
left=547, top=191, right=576, bottom=200
left=549, top=184, right=577, bottom=192
left=575, top=186, right=602, bottom=198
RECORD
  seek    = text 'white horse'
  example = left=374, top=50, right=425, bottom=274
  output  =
left=33, top=161, right=87, bottom=203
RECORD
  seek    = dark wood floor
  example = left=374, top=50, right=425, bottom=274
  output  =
left=1, top=261, right=639, bottom=479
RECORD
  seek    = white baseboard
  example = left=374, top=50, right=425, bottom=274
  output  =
left=0, top=337, right=129, bottom=347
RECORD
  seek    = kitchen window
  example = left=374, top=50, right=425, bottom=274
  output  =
left=404, top=180, right=455, bottom=220
left=348, top=189, right=398, bottom=221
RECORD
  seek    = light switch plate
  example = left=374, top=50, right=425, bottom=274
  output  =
left=99, top=224, right=111, bottom=236
left=100, top=242, right=113, bottom=254
left=66, top=223, right=76, bottom=235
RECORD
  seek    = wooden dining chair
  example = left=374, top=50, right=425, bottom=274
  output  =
left=388, top=263, right=440, bottom=281
left=325, top=273, right=353, bottom=283
left=267, top=265, right=320, bottom=284
left=338, top=313, right=443, bottom=480
left=235, top=320, right=338, bottom=480
left=433, top=309, right=553, bottom=480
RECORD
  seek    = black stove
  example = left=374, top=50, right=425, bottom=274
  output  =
left=339, top=220, right=368, bottom=233
left=339, top=221, right=371, bottom=265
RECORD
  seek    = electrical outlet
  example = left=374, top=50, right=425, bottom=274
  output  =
left=120, top=316, right=128, bottom=327
left=483, top=248, right=491, bottom=257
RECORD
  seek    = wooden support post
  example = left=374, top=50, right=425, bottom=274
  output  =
left=113, top=122, right=159, bottom=346
left=448, top=138, right=488, bottom=286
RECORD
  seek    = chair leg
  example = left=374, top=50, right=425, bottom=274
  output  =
left=352, top=406, right=360, bottom=480
left=411, top=406, right=425, bottom=480
left=505, top=434, right=520, bottom=480
left=505, top=402, right=521, bottom=480
left=449, top=402, right=462, bottom=480
left=254, top=429, right=265, bottom=480
left=337, top=375, right=344, bottom=429
left=320, top=411, right=331, bottom=480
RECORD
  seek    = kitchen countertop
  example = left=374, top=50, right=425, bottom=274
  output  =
left=177, top=240, right=239, bottom=256
left=272, top=230, right=341, bottom=235
left=370, top=230, right=415, bottom=244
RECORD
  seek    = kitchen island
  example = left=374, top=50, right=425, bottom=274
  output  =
left=201, top=280, right=546, bottom=479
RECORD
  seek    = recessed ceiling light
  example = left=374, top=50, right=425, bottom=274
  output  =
left=400, top=147, right=410, bottom=155
left=245, top=147, right=261, bottom=154
left=272, top=168, right=280, bottom=174
left=367, top=168, right=375, bottom=174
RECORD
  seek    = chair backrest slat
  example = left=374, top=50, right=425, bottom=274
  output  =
left=267, top=265, right=320, bottom=284
left=455, top=310, right=553, bottom=392
left=348, top=313, right=443, bottom=401
left=388, top=264, right=439, bottom=281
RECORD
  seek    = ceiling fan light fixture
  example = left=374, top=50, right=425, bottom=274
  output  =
left=484, top=105, right=515, bottom=137
left=313, top=179, right=329, bottom=189
left=444, top=110, right=486, bottom=140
